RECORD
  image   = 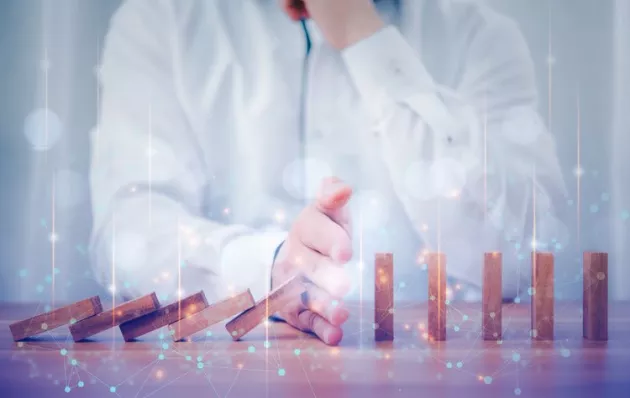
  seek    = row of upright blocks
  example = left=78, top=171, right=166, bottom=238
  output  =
left=374, top=251, right=609, bottom=342
left=10, top=251, right=608, bottom=343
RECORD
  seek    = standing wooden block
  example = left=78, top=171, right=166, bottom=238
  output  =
left=427, top=252, right=446, bottom=341
left=531, top=252, right=554, bottom=341
left=169, top=290, right=255, bottom=342
left=375, top=253, right=394, bottom=341
left=9, top=297, right=103, bottom=341
left=482, top=252, right=502, bottom=340
left=119, top=291, right=208, bottom=341
left=226, top=275, right=306, bottom=340
left=69, top=293, right=159, bottom=342
left=583, top=252, right=608, bottom=341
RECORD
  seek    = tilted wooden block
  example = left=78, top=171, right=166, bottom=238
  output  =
left=583, top=252, right=608, bottom=341
left=169, top=290, right=255, bottom=342
left=374, top=253, right=394, bottom=341
left=9, top=296, right=103, bottom=341
left=69, top=293, right=159, bottom=342
left=482, top=252, right=502, bottom=341
left=120, top=291, right=208, bottom=342
left=427, top=252, right=446, bottom=341
left=226, top=275, right=306, bottom=341
left=531, top=252, right=554, bottom=341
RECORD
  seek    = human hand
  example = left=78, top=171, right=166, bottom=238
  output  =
left=272, top=177, right=354, bottom=345
left=280, top=0, right=385, bottom=50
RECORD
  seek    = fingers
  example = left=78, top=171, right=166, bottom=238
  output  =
left=285, top=247, right=350, bottom=297
left=315, top=177, right=353, bottom=234
left=298, top=207, right=352, bottom=263
left=297, top=310, right=343, bottom=346
left=303, top=283, right=350, bottom=326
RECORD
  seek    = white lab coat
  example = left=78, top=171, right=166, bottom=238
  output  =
left=90, top=0, right=567, bottom=304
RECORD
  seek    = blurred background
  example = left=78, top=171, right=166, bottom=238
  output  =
left=0, top=0, right=628, bottom=303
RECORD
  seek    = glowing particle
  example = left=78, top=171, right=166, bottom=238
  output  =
left=484, top=376, right=493, bottom=384
left=36, top=285, right=44, bottom=293
left=515, top=388, right=522, bottom=395
left=65, top=386, right=71, bottom=393
left=445, top=299, right=450, bottom=305
left=110, top=386, right=116, bottom=393
left=373, top=323, right=379, bottom=330
left=462, top=315, right=469, bottom=321
left=197, top=362, right=204, bottom=369
left=453, top=325, right=460, bottom=332
left=41, top=323, right=48, bottom=330
left=331, top=300, right=338, bottom=307
left=512, top=352, right=521, bottom=362
left=69, top=318, right=77, bottom=325
left=514, top=297, right=521, bottom=304
left=590, top=204, right=599, bottom=213
left=158, top=354, right=165, bottom=360
left=294, top=348, right=301, bottom=356
left=278, top=368, right=286, bottom=376
left=446, top=362, right=452, bottom=369
left=248, top=346, right=256, bottom=353
left=527, top=287, right=535, bottom=296
left=60, top=349, right=67, bottom=356
left=264, top=340, right=271, bottom=349
left=489, top=312, right=496, bottom=319
left=456, top=362, right=463, bottom=368
left=158, top=332, right=165, bottom=340
left=78, top=381, right=84, bottom=388
left=18, top=269, right=27, bottom=278
left=560, top=348, right=571, bottom=358
left=399, top=282, right=406, bottom=288
left=597, top=272, right=606, bottom=281
left=206, top=331, right=213, bottom=337
left=71, top=359, right=78, bottom=366
left=162, top=343, right=169, bottom=350
left=622, top=210, right=630, bottom=220
left=601, top=192, right=610, bottom=201
left=185, top=356, right=192, bottom=361
left=197, top=356, right=203, bottom=362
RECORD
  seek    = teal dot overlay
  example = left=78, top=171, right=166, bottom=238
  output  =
left=158, top=354, right=165, bottom=360
left=456, top=362, right=463, bottom=369
left=71, top=359, right=78, bottom=366
left=484, top=376, right=493, bottom=384
left=197, top=356, right=203, bottom=362
left=515, top=388, right=522, bottom=395
left=78, top=381, right=84, bottom=388
left=560, top=348, right=571, bottom=358
left=264, top=341, right=271, bottom=349
left=590, top=204, right=599, bottom=213
left=185, top=356, right=192, bottom=361
left=65, top=386, right=71, bottom=393
left=248, top=346, right=256, bottom=353
left=446, top=362, right=452, bottom=369
left=197, top=362, right=204, bottom=369
left=110, top=386, right=116, bottom=393
left=512, top=352, right=521, bottom=362
left=278, top=368, right=286, bottom=376
left=60, top=349, right=67, bottom=356
left=294, top=348, right=301, bottom=356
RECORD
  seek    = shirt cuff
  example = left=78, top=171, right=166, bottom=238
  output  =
left=219, top=230, right=288, bottom=302
left=341, top=25, right=435, bottom=118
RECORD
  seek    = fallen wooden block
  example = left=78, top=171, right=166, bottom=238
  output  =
left=374, top=253, right=394, bottom=341
left=482, top=252, right=502, bottom=341
left=583, top=251, right=608, bottom=341
left=119, top=291, right=208, bottom=341
left=531, top=252, right=554, bottom=341
left=226, top=275, right=306, bottom=340
left=9, top=296, right=102, bottom=341
left=169, top=290, right=255, bottom=341
left=69, top=293, right=159, bottom=342
left=427, top=252, right=446, bottom=341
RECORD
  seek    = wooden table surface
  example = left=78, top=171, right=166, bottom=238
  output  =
left=1, top=301, right=629, bottom=398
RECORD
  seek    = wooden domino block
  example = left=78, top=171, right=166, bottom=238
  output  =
left=531, top=252, right=554, bottom=341
left=482, top=252, right=502, bottom=341
left=69, top=293, right=159, bottom=342
left=583, top=252, right=608, bottom=341
left=119, top=291, right=208, bottom=342
left=225, top=275, right=306, bottom=340
left=169, top=290, right=255, bottom=342
left=427, top=252, right=446, bottom=341
left=9, top=297, right=102, bottom=341
left=375, top=253, right=394, bottom=341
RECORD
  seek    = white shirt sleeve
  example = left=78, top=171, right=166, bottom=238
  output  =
left=341, top=23, right=567, bottom=297
left=90, top=0, right=285, bottom=304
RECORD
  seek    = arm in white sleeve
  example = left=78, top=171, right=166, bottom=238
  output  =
left=342, top=21, right=567, bottom=296
left=90, top=0, right=285, bottom=303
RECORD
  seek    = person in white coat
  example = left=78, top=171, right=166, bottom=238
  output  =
left=90, top=0, right=567, bottom=345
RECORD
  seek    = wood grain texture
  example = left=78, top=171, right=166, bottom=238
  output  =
left=583, top=252, right=608, bottom=341
left=532, top=252, right=554, bottom=341
left=69, top=293, right=159, bottom=342
left=9, top=297, right=102, bottom=341
left=119, top=291, right=208, bottom=342
left=427, top=252, right=446, bottom=341
left=226, top=275, right=306, bottom=341
left=482, top=252, right=502, bottom=341
left=374, top=253, right=394, bottom=341
left=169, top=290, right=255, bottom=342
